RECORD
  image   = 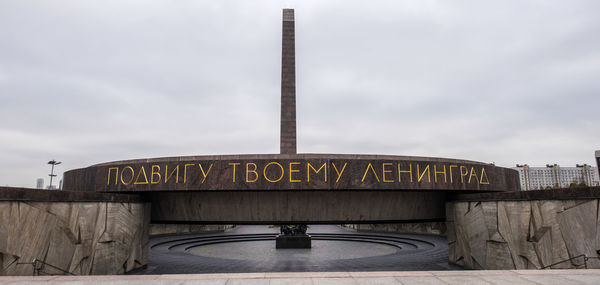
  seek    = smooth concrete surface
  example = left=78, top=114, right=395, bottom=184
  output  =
left=2, top=270, right=600, bottom=284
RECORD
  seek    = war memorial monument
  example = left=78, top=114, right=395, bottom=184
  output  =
left=1, top=9, right=600, bottom=276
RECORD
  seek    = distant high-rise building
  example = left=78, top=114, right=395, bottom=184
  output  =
left=36, top=178, right=44, bottom=189
left=596, top=150, right=600, bottom=177
left=512, top=164, right=600, bottom=190
left=58, top=179, right=63, bottom=190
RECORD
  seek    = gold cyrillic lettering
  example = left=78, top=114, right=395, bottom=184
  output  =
left=183, top=163, right=194, bottom=183
left=468, top=166, right=478, bottom=184
left=480, top=168, right=490, bottom=185
left=331, top=162, right=347, bottom=183
left=107, top=167, right=118, bottom=185
left=307, top=162, right=327, bottom=182
left=398, top=163, right=413, bottom=182
left=434, top=165, right=447, bottom=183
left=460, top=166, right=469, bottom=183
left=120, top=166, right=135, bottom=185
left=382, top=162, right=393, bottom=182
left=246, top=163, right=258, bottom=183
left=229, top=163, right=240, bottom=182
left=198, top=163, right=213, bottom=183
left=165, top=164, right=180, bottom=183
left=264, top=162, right=284, bottom=183
left=417, top=164, right=431, bottom=183
left=449, top=165, right=458, bottom=183
left=289, top=162, right=301, bottom=182
left=361, top=163, right=380, bottom=182
left=134, top=166, right=149, bottom=185
left=151, top=165, right=161, bottom=184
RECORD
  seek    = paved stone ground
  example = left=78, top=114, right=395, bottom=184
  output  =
left=132, top=225, right=459, bottom=274
left=2, top=270, right=600, bottom=284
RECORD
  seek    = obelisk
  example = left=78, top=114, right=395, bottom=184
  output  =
left=280, top=9, right=297, bottom=154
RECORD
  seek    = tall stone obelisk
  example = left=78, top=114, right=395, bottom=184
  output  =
left=280, top=9, right=297, bottom=154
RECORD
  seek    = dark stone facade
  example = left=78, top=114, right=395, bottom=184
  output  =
left=148, top=190, right=448, bottom=224
left=276, top=235, right=311, bottom=248
left=0, top=187, right=144, bottom=202
left=62, top=154, right=520, bottom=193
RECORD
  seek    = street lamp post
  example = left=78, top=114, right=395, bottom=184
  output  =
left=48, top=160, right=62, bottom=190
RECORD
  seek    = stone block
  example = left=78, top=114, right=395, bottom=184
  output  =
left=0, top=200, right=149, bottom=276
left=481, top=202, right=499, bottom=238
left=448, top=198, right=600, bottom=270
left=530, top=226, right=552, bottom=268
left=453, top=202, right=471, bottom=267
left=537, top=201, right=570, bottom=268
left=485, top=241, right=513, bottom=269
left=276, top=235, right=311, bottom=248
left=558, top=200, right=598, bottom=267
left=464, top=203, right=489, bottom=267
left=446, top=220, right=456, bottom=244
left=497, top=201, right=539, bottom=269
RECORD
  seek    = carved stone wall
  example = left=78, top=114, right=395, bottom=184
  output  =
left=0, top=200, right=150, bottom=275
left=447, top=199, right=600, bottom=269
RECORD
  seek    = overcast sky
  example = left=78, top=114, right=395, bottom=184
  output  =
left=1, top=0, right=599, bottom=188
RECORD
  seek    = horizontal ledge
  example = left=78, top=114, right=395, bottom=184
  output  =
left=0, top=187, right=147, bottom=202
left=149, top=218, right=446, bottom=225
left=451, top=187, right=600, bottom=201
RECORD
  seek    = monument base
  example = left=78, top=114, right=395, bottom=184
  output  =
left=276, top=234, right=312, bottom=249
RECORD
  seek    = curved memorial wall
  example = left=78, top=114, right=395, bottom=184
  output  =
left=63, top=154, right=519, bottom=193
left=62, top=154, right=519, bottom=224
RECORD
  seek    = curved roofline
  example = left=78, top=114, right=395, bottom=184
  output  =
left=89, top=153, right=492, bottom=167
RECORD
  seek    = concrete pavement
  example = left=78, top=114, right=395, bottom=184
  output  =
left=2, top=270, right=600, bottom=284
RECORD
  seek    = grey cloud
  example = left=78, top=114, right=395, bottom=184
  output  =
left=1, top=0, right=599, bottom=187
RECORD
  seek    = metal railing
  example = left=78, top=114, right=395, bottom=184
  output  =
left=17, top=258, right=76, bottom=276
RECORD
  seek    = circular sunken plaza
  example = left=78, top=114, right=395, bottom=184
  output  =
left=131, top=225, right=461, bottom=274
